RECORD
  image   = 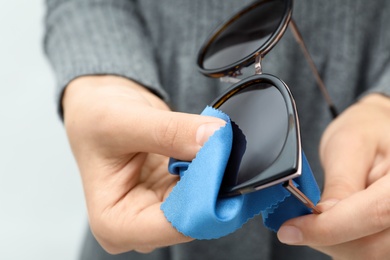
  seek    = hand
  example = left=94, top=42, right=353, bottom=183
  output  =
left=62, top=76, right=225, bottom=254
left=277, top=94, right=390, bottom=260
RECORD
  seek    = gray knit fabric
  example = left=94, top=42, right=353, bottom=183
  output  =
left=44, top=1, right=390, bottom=259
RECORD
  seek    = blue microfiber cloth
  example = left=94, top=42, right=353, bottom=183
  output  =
left=161, top=106, right=320, bottom=239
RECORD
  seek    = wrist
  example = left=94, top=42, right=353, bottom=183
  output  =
left=62, top=75, right=167, bottom=120
left=63, top=75, right=147, bottom=107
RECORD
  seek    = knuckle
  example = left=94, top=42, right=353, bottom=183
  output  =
left=324, top=177, right=360, bottom=199
left=154, top=117, right=180, bottom=150
left=372, top=197, right=390, bottom=231
left=88, top=208, right=158, bottom=255
left=89, top=214, right=128, bottom=255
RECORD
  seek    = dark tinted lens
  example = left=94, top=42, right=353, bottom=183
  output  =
left=217, top=82, right=288, bottom=185
left=202, top=1, right=286, bottom=70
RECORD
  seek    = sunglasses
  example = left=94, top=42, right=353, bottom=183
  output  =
left=169, top=0, right=339, bottom=215
left=198, top=0, right=341, bottom=213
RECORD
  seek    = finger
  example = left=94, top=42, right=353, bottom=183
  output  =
left=94, top=203, right=193, bottom=254
left=314, top=226, right=390, bottom=260
left=278, top=173, right=390, bottom=246
left=63, top=76, right=226, bottom=161
left=319, top=123, right=376, bottom=204
left=367, top=155, right=390, bottom=186
left=89, top=154, right=193, bottom=254
left=104, top=105, right=226, bottom=161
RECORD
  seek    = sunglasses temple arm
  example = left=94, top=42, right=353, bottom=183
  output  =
left=289, top=19, right=339, bottom=118
left=283, top=180, right=322, bottom=214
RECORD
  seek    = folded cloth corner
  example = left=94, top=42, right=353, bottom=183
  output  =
left=161, top=106, right=320, bottom=239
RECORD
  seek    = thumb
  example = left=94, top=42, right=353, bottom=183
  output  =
left=122, top=107, right=226, bottom=161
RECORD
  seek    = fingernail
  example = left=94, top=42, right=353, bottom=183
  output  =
left=196, top=122, right=225, bottom=146
left=277, top=226, right=303, bottom=245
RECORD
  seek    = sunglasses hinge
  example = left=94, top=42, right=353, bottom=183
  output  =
left=255, top=55, right=263, bottom=75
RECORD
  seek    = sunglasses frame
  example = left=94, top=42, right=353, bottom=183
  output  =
left=197, top=0, right=292, bottom=78
left=197, top=0, right=338, bottom=117
left=212, top=74, right=302, bottom=196
left=196, top=0, right=328, bottom=213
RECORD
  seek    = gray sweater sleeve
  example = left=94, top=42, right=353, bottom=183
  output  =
left=366, top=61, right=390, bottom=98
left=44, top=0, right=168, bottom=111
left=361, top=6, right=390, bottom=99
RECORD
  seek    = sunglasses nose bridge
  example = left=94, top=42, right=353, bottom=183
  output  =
left=220, top=76, right=241, bottom=84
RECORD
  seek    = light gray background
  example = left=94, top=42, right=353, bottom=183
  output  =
left=0, top=1, right=86, bottom=259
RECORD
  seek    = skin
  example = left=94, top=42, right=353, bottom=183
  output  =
left=63, top=75, right=390, bottom=258
left=62, top=75, right=225, bottom=253
left=277, top=93, right=390, bottom=260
